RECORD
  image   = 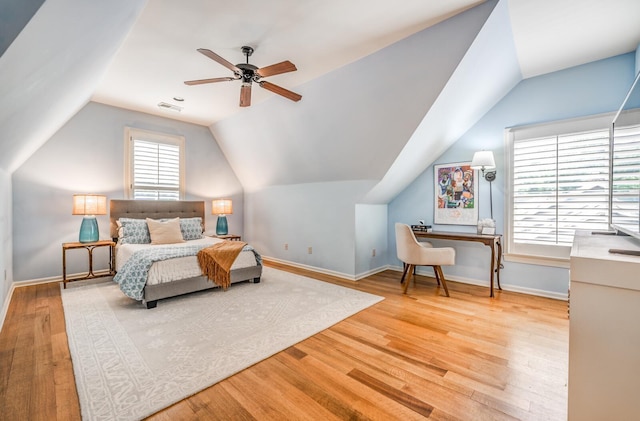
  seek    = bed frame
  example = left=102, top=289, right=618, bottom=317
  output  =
left=110, top=200, right=262, bottom=309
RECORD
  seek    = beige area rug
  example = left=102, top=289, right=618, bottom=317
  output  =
left=61, top=267, right=383, bottom=420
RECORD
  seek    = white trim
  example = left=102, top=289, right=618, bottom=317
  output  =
left=389, top=265, right=568, bottom=300
left=0, top=275, right=62, bottom=331
left=0, top=272, right=119, bottom=332
left=262, top=256, right=390, bottom=281
left=503, top=252, right=570, bottom=269
left=0, top=283, right=15, bottom=332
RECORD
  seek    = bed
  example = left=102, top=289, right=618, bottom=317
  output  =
left=110, top=200, right=262, bottom=309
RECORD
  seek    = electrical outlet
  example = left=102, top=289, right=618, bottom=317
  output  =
left=308, top=247, right=313, bottom=254
left=372, top=248, right=376, bottom=257
left=284, top=243, right=288, bottom=250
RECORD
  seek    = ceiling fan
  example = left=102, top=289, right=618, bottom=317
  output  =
left=184, top=46, right=302, bottom=107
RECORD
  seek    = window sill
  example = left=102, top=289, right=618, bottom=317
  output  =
left=504, top=253, right=570, bottom=269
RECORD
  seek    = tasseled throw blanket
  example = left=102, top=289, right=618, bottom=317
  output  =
left=197, top=240, right=248, bottom=289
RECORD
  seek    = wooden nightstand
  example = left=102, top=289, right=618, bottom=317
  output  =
left=62, top=240, right=116, bottom=288
left=210, top=234, right=241, bottom=241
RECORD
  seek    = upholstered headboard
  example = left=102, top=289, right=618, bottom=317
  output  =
left=109, top=200, right=205, bottom=239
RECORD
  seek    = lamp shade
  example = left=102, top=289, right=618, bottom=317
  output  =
left=470, top=150, right=496, bottom=170
left=212, top=199, right=233, bottom=215
left=72, top=194, right=107, bottom=215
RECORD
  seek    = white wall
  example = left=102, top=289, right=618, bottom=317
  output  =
left=12, top=102, right=242, bottom=282
left=389, top=52, right=638, bottom=298
left=244, top=180, right=380, bottom=278
left=0, top=168, right=12, bottom=314
left=355, top=204, right=388, bottom=277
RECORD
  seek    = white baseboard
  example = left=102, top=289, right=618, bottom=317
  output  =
left=0, top=275, right=63, bottom=331
left=389, top=264, right=568, bottom=301
left=262, top=256, right=389, bottom=281
left=0, top=272, right=106, bottom=332
left=1, top=262, right=567, bottom=332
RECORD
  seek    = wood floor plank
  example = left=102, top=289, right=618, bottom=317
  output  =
left=0, top=266, right=569, bottom=420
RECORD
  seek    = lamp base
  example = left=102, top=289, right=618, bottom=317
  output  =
left=79, top=216, right=99, bottom=243
left=216, top=215, right=228, bottom=235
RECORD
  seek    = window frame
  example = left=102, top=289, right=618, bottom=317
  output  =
left=504, top=112, right=615, bottom=268
left=124, top=127, right=186, bottom=200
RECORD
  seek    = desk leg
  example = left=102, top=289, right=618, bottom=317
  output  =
left=62, top=247, right=67, bottom=289
left=489, top=243, right=496, bottom=298
left=109, top=243, right=115, bottom=275
left=87, top=246, right=95, bottom=277
left=496, top=239, right=502, bottom=291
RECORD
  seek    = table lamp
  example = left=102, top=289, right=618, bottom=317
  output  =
left=212, top=199, right=233, bottom=235
left=72, top=194, right=107, bottom=243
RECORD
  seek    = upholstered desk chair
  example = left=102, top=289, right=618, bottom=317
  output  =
left=395, top=223, right=455, bottom=296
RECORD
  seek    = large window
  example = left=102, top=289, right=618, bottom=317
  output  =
left=505, top=113, right=613, bottom=267
left=124, top=128, right=185, bottom=200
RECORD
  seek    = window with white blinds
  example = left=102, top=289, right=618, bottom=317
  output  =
left=124, top=128, right=185, bottom=200
left=505, top=113, right=614, bottom=266
left=611, top=123, right=640, bottom=234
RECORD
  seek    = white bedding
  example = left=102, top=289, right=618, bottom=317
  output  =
left=116, top=237, right=259, bottom=286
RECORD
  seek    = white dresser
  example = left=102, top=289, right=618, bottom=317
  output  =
left=568, top=230, right=640, bottom=420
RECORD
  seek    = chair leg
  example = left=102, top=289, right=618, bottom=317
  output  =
left=435, top=266, right=450, bottom=297
left=400, top=263, right=409, bottom=284
left=432, top=266, right=441, bottom=285
left=403, top=264, right=414, bottom=294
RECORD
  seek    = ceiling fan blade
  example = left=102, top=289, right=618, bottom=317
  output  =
left=256, top=60, right=297, bottom=78
left=240, top=84, right=252, bottom=107
left=259, top=81, right=302, bottom=102
left=197, top=48, right=241, bottom=74
left=184, top=77, right=236, bottom=86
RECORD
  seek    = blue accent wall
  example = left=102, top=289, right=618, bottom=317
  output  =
left=389, top=52, right=637, bottom=297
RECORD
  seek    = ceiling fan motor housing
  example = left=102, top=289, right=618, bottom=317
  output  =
left=236, top=63, right=259, bottom=83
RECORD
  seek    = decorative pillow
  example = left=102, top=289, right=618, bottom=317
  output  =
left=146, top=217, right=185, bottom=245
left=118, top=218, right=151, bottom=244
left=180, top=217, right=204, bottom=240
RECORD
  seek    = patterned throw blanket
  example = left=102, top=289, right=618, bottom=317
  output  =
left=114, top=243, right=261, bottom=300
left=197, top=241, right=247, bottom=289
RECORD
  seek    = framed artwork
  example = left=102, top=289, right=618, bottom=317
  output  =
left=434, top=161, right=478, bottom=225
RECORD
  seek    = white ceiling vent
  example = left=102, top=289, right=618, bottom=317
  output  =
left=157, top=102, right=182, bottom=112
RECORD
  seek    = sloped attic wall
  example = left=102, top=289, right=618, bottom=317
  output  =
left=211, top=1, right=499, bottom=278
left=0, top=0, right=145, bottom=317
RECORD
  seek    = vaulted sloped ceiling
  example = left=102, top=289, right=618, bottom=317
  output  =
left=211, top=1, right=506, bottom=201
left=2, top=0, right=639, bottom=198
left=364, top=0, right=520, bottom=203
left=0, top=0, right=147, bottom=172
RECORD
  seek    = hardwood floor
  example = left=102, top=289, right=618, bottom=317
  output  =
left=0, top=263, right=569, bottom=420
